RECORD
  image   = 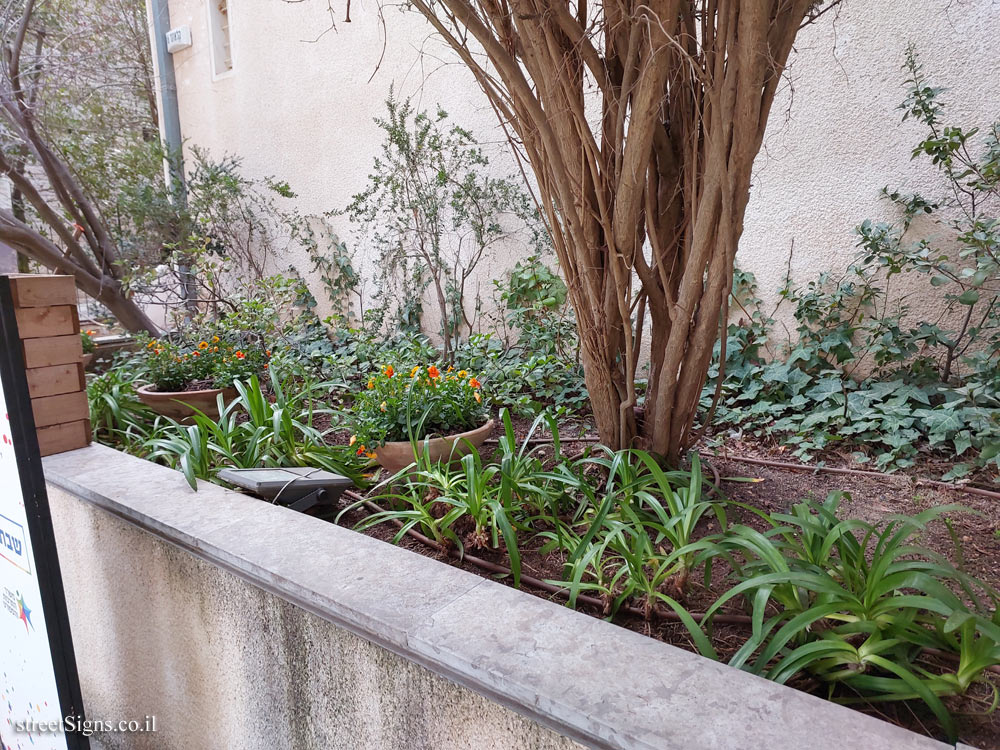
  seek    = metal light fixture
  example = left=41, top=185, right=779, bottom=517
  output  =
left=216, top=467, right=353, bottom=513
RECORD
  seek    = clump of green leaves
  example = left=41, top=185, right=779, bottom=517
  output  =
left=143, top=371, right=367, bottom=489
left=703, top=48, right=1000, bottom=480
left=706, top=493, right=999, bottom=741
left=497, top=255, right=578, bottom=360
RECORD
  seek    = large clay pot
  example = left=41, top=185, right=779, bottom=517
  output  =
left=136, top=384, right=236, bottom=420
left=375, top=419, right=495, bottom=475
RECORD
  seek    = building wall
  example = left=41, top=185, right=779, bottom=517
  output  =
left=742, top=0, right=1000, bottom=347
left=156, top=0, right=1000, bottom=344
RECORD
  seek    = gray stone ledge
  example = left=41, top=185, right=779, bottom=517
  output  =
left=44, top=444, right=961, bottom=750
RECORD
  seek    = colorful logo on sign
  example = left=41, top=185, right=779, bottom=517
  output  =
left=0, top=513, right=30, bottom=574
left=16, top=591, right=34, bottom=633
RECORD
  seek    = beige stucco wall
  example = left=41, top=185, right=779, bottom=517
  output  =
left=156, top=0, right=524, bottom=332
left=156, top=0, right=1000, bottom=343
left=47, top=484, right=583, bottom=750
left=742, top=0, right=1000, bottom=348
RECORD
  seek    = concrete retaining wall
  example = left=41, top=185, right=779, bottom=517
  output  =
left=42, top=444, right=957, bottom=749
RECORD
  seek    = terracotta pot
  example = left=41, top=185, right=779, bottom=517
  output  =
left=136, top=383, right=236, bottom=420
left=375, top=419, right=495, bottom=475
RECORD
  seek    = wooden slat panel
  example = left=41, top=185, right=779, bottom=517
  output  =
left=31, top=391, right=89, bottom=428
left=7, top=274, right=77, bottom=307
left=14, top=305, right=78, bottom=338
left=21, top=335, right=83, bottom=368
left=25, top=363, right=86, bottom=398
left=36, top=420, right=91, bottom=457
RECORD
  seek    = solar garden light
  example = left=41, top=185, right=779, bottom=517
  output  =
left=216, top=467, right=353, bottom=513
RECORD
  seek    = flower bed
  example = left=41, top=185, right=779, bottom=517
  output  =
left=85, top=353, right=1000, bottom=747
left=139, top=335, right=270, bottom=393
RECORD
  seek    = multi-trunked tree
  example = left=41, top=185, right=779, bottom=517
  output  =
left=401, top=1, right=843, bottom=462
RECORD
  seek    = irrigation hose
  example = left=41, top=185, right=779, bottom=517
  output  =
left=716, top=454, right=1000, bottom=502
left=476, top=434, right=1000, bottom=502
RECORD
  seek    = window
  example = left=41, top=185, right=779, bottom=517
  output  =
left=208, top=0, right=233, bottom=77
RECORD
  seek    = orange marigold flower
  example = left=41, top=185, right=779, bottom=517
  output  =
left=198, top=341, right=209, bottom=350
left=191, top=351, right=200, bottom=357
left=384, top=365, right=394, bottom=378
left=367, top=379, right=375, bottom=389
left=356, top=444, right=366, bottom=456
left=468, top=377, right=481, bottom=389
left=147, top=340, right=157, bottom=349
left=266, top=350, right=271, bottom=357
left=366, top=451, right=377, bottom=459
left=235, top=351, right=246, bottom=360
left=211, top=335, right=220, bottom=343
left=410, top=365, right=420, bottom=378
left=474, top=391, right=482, bottom=404
left=428, top=365, right=441, bottom=379
left=86, top=330, right=96, bottom=336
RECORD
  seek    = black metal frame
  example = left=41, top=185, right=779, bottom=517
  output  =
left=0, top=276, right=88, bottom=749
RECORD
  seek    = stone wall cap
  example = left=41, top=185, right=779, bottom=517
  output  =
left=44, top=444, right=962, bottom=750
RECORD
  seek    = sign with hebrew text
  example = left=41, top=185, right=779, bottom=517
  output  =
left=0, top=276, right=87, bottom=750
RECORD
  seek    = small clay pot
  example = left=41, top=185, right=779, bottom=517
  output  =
left=375, top=419, right=495, bottom=475
left=136, top=383, right=236, bottom=420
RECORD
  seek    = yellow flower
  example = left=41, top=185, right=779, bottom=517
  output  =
left=366, top=451, right=377, bottom=459
left=367, top=379, right=375, bottom=389
left=410, top=365, right=420, bottom=378
left=380, top=401, right=387, bottom=412
left=349, top=435, right=357, bottom=446
left=211, top=335, right=220, bottom=343
left=474, top=391, right=482, bottom=404
left=147, top=340, right=157, bottom=349
left=457, top=370, right=468, bottom=378
left=198, top=341, right=209, bottom=350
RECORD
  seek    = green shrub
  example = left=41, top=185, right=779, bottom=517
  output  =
left=702, top=48, right=1000, bottom=479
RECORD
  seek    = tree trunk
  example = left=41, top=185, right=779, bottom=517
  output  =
left=0, top=211, right=159, bottom=334
left=389, top=0, right=831, bottom=461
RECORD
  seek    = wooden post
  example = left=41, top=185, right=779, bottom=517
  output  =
left=5, top=274, right=91, bottom=456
